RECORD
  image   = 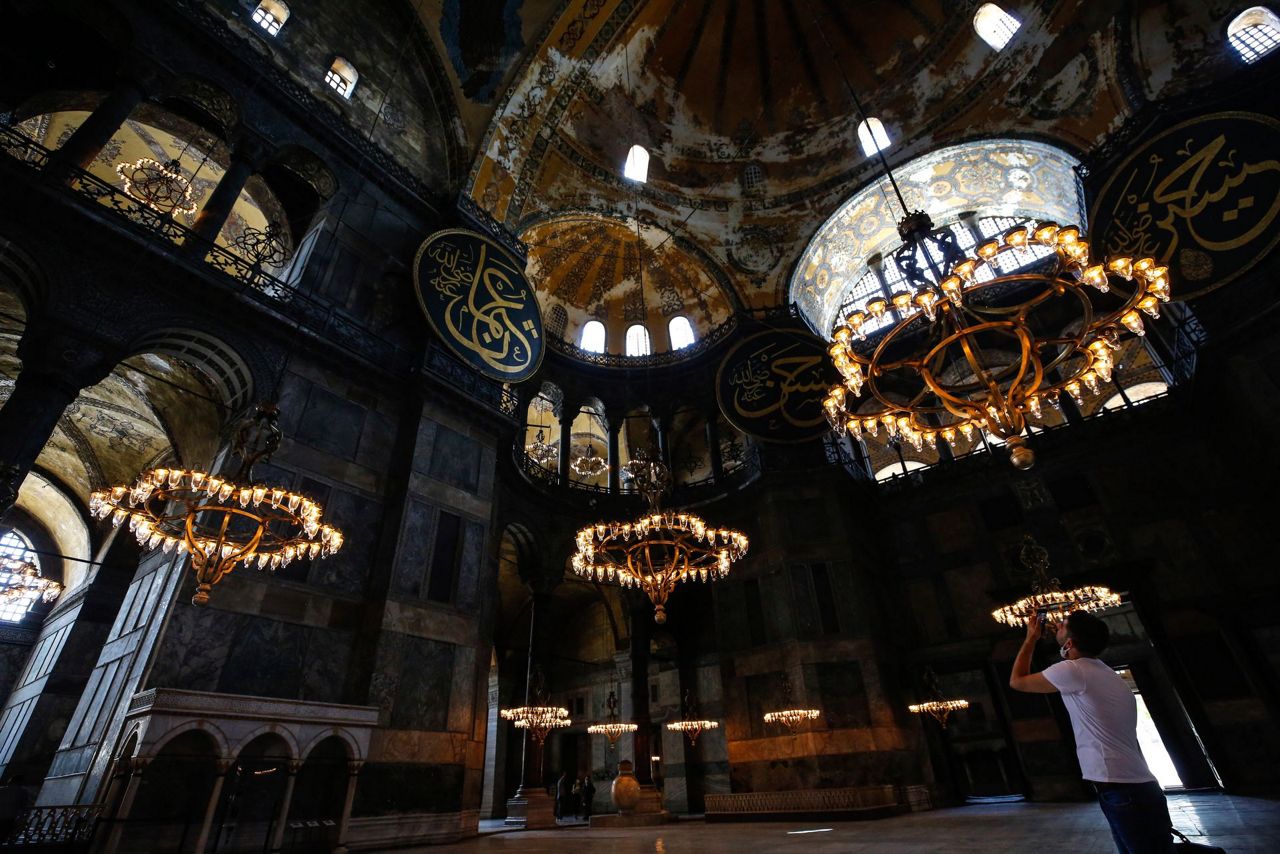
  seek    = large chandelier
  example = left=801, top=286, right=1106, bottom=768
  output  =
left=907, top=668, right=969, bottom=728
left=571, top=449, right=747, bottom=623
left=667, top=691, right=718, bottom=746
left=824, top=213, right=1171, bottom=469
left=115, top=157, right=198, bottom=216
left=992, top=535, right=1120, bottom=627
left=570, top=442, right=608, bottom=479
left=0, top=556, right=62, bottom=606
left=89, top=404, right=344, bottom=606
left=587, top=690, right=637, bottom=749
left=527, top=428, right=558, bottom=466
left=763, top=675, right=820, bottom=733
left=501, top=705, right=572, bottom=744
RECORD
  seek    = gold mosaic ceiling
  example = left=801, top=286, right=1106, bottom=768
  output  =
left=523, top=214, right=734, bottom=353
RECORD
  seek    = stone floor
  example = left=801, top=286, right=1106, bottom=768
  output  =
left=433, top=793, right=1278, bottom=853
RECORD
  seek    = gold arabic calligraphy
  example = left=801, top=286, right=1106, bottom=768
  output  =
left=728, top=340, right=828, bottom=432
left=425, top=237, right=539, bottom=375
left=1101, top=117, right=1280, bottom=281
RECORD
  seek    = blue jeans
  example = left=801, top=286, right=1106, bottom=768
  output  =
left=1095, top=781, right=1173, bottom=853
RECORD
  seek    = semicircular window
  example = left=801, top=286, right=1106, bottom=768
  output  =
left=0, top=530, right=43, bottom=622
left=790, top=139, right=1085, bottom=337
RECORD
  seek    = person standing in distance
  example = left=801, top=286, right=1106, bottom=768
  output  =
left=1010, top=611, right=1173, bottom=853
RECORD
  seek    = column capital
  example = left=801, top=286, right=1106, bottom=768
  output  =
left=214, top=758, right=235, bottom=775
left=129, top=755, right=153, bottom=775
left=347, top=759, right=365, bottom=776
left=287, top=759, right=304, bottom=775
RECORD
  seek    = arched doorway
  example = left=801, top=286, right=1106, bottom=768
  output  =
left=283, top=736, right=349, bottom=851
left=122, top=729, right=221, bottom=852
left=210, top=732, right=292, bottom=853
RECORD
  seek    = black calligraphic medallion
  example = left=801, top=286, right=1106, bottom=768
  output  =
left=413, top=228, right=543, bottom=381
left=1089, top=112, right=1280, bottom=299
left=716, top=328, right=836, bottom=443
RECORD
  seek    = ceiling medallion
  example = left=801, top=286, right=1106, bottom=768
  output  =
left=992, top=535, right=1120, bottom=627
left=570, top=442, right=608, bottom=479
left=572, top=449, right=748, bottom=623
left=115, top=157, right=198, bottom=216
left=587, top=690, right=637, bottom=749
left=0, top=556, right=62, bottom=607
left=824, top=214, right=1171, bottom=469
left=667, top=691, right=719, bottom=746
left=89, top=403, right=344, bottom=606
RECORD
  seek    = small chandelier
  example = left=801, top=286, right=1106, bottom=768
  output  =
left=909, top=699, right=970, bottom=728
left=229, top=223, right=292, bottom=269
left=667, top=690, right=719, bottom=746
left=0, top=556, right=62, bottom=606
left=89, top=403, right=344, bottom=606
left=527, top=428, right=558, bottom=466
left=763, top=675, right=820, bottom=733
left=115, top=157, right=198, bottom=216
left=570, top=442, right=608, bottom=479
left=587, top=690, right=637, bottom=749
left=908, top=668, right=968, bottom=728
left=993, top=535, right=1121, bottom=627
left=572, top=450, right=747, bottom=623
left=824, top=214, right=1170, bottom=469
left=502, top=705, right=571, bottom=745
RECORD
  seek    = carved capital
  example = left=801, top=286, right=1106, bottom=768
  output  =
left=347, top=759, right=364, bottom=776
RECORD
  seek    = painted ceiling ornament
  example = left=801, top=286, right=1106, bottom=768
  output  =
left=1088, top=112, right=1280, bottom=300
left=115, top=157, right=198, bottom=216
left=89, top=403, right=344, bottom=606
left=0, top=556, right=62, bottom=607
left=716, top=327, right=836, bottom=443
left=413, top=228, right=544, bottom=382
left=572, top=448, right=747, bottom=624
left=991, top=534, right=1121, bottom=627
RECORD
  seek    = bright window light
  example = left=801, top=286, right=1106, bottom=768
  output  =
left=874, top=459, right=927, bottom=482
left=580, top=320, right=606, bottom=353
left=973, top=4, right=1021, bottom=50
left=625, top=324, right=652, bottom=356
left=1101, top=381, right=1169, bottom=411
left=251, top=0, right=289, bottom=36
left=1229, top=7, right=1280, bottom=63
left=623, top=144, right=650, bottom=183
left=0, top=531, right=41, bottom=622
left=857, top=118, right=891, bottom=156
left=668, top=316, right=695, bottom=350
left=325, top=57, right=358, bottom=99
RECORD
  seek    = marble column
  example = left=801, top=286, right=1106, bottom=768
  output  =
left=102, top=756, right=149, bottom=854
left=705, top=415, right=724, bottom=483
left=558, top=412, right=573, bottom=484
left=267, top=760, right=302, bottom=853
left=608, top=421, right=621, bottom=493
left=185, top=145, right=260, bottom=251
left=505, top=591, right=556, bottom=829
left=333, top=760, right=362, bottom=854
left=0, top=323, right=118, bottom=514
left=629, top=597, right=654, bottom=787
left=192, top=759, right=232, bottom=854
left=47, top=80, right=146, bottom=176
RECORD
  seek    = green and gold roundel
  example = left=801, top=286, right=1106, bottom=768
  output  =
left=1089, top=112, right=1280, bottom=300
left=716, top=328, right=836, bottom=443
left=414, top=228, right=543, bottom=381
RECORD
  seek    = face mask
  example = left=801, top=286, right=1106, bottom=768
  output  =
left=1059, top=644, right=1072, bottom=660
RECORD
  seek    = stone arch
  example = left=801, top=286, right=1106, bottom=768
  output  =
left=148, top=719, right=232, bottom=761
left=300, top=728, right=360, bottom=763
left=152, top=75, right=242, bottom=142
left=0, top=236, right=48, bottom=316
left=231, top=725, right=301, bottom=762
left=128, top=327, right=256, bottom=415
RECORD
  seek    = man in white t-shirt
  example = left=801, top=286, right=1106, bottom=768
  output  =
left=1009, top=611, right=1172, bottom=853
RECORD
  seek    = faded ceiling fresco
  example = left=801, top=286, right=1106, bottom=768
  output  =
left=454, top=0, right=1245, bottom=355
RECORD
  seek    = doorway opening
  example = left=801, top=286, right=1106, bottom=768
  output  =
left=1115, top=667, right=1183, bottom=789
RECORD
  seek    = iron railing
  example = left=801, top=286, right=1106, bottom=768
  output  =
left=3, top=804, right=102, bottom=847
left=0, top=124, right=516, bottom=422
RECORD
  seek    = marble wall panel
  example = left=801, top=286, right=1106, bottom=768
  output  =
left=352, top=762, right=465, bottom=816
left=411, top=419, right=437, bottom=476
left=218, top=618, right=309, bottom=699
left=428, top=426, right=481, bottom=493
left=147, top=605, right=246, bottom=692
left=357, top=410, right=396, bottom=472
left=810, top=662, right=871, bottom=729
left=0, top=641, right=32, bottom=704
left=390, top=635, right=455, bottom=731
left=295, top=386, right=367, bottom=460
left=301, top=628, right=354, bottom=704
left=393, top=499, right=435, bottom=598
left=455, top=521, right=486, bottom=613
left=311, top=490, right=381, bottom=594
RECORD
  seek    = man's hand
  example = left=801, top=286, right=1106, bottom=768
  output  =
left=1024, top=612, right=1044, bottom=644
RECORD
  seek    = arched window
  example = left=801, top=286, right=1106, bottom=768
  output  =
left=1228, top=7, right=1280, bottom=63
left=625, top=324, right=652, bottom=356
left=623, top=144, right=650, bottom=183
left=580, top=320, right=606, bottom=353
left=1101, top=381, right=1169, bottom=412
left=0, top=530, right=43, bottom=622
left=857, top=118, right=891, bottom=156
left=325, top=57, right=358, bottom=99
left=668, top=316, right=695, bottom=350
left=973, top=4, right=1021, bottom=50
left=251, top=0, right=289, bottom=36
